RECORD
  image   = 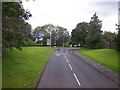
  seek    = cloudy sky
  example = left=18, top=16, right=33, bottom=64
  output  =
left=22, top=0, right=119, bottom=33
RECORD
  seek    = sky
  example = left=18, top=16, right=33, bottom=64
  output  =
left=22, top=0, right=119, bottom=33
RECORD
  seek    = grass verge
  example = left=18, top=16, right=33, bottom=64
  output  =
left=2, top=47, right=56, bottom=88
left=79, top=48, right=119, bottom=73
left=0, top=59, right=1, bottom=89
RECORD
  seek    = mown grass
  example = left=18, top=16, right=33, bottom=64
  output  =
left=0, top=59, right=1, bottom=89
left=79, top=48, right=119, bottom=73
left=2, top=47, right=56, bottom=88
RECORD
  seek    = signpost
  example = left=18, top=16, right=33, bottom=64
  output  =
left=47, top=39, right=50, bottom=46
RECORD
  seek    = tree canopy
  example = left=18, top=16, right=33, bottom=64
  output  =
left=2, top=1, right=33, bottom=55
left=103, top=31, right=116, bottom=43
left=115, top=24, right=120, bottom=52
left=71, top=22, right=89, bottom=47
left=71, top=12, right=104, bottom=49
left=33, top=24, right=70, bottom=46
left=85, top=12, right=104, bottom=49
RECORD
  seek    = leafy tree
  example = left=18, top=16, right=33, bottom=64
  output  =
left=85, top=12, right=104, bottom=49
left=2, top=2, right=32, bottom=55
left=55, top=26, right=70, bottom=46
left=71, top=22, right=89, bottom=47
left=33, top=24, right=53, bottom=45
left=103, top=31, right=117, bottom=43
left=115, top=24, right=120, bottom=52
left=33, top=24, right=70, bottom=46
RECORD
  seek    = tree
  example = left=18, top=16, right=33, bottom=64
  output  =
left=115, top=24, right=120, bottom=52
left=2, top=1, right=32, bottom=55
left=33, top=24, right=70, bottom=46
left=103, top=31, right=116, bottom=43
left=55, top=26, right=70, bottom=46
left=71, top=22, right=89, bottom=47
left=33, top=24, right=54, bottom=45
left=85, top=12, right=104, bottom=49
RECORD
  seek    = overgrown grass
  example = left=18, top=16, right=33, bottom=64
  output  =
left=2, top=47, right=56, bottom=88
left=79, top=48, right=119, bottom=73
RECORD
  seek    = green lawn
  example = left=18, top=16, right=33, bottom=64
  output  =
left=0, top=59, right=1, bottom=89
left=79, top=48, right=119, bottom=73
left=2, top=47, right=56, bottom=88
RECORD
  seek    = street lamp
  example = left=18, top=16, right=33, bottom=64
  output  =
left=63, top=31, right=65, bottom=47
left=50, top=30, right=51, bottom=48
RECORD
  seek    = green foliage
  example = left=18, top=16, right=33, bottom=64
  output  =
left=79, top=48, right=119, bottom=73
left=23, top=38, right=36, bottom=46
left=115, top=25, right=120, bottom=52
left=103, top=31, right=116, bottom=42
left=71, top=12, right=104, bottom=49
left=85, top=31, right=104, bottom=49
left=33, top=24, right=70, bottom=46
left=71, top=22, right=89, bottom=47
left=2, top=2, right=32, bottom=56
left=85, top=13, right=104, bottom=49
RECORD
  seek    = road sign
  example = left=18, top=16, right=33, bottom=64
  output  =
left=47, top=39, right=51, bottom=45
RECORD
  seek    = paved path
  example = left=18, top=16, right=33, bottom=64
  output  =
left=36, top=48, right=119, bottom=88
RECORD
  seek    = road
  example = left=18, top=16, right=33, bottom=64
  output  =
left=36, top=48, right=118, bottom=88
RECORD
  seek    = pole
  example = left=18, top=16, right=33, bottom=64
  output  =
left=63, top=32, right=64, bottom=47
left=50, top=29, right=51, bottom=48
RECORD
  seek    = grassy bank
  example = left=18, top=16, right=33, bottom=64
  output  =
left=79, top=49, right=119, bottom=73
left=0, top=59, right=1, bottom=89
left=3, top=47, right=56, bottom=88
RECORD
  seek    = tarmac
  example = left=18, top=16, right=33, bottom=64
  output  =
left=72, top=50, right=119, bottom=86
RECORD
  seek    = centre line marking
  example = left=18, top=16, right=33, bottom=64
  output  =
left=73, top=73, right=81, bottom=86
left=66, top=59, right=69, bottom=63
left=64, top=56, right=67, bottom=59
left=69, top=64, right=72, bottom=70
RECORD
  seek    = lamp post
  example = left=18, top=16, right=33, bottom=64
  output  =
left=50, top=30, right=51, bottom=48
left=63, top=31, right=64, bottom=47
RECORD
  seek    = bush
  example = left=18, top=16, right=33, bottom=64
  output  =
left=23, top=38, right=36, bottom=46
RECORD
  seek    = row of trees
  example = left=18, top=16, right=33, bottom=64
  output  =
left=71, top=13, right=118, bottom=50
left=2, top=1, right=120, bottom=54
left=33, top=24, right=70, bottom=46
left=2, top=1, right=71, bottom=56
left=2, top=2, right=34, bottom=56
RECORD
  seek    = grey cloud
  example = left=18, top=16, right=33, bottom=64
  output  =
left=88, top=2, right=118, bottom=17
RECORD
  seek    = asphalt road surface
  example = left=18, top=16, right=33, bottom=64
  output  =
left=36, top=48, right=118, bottom=88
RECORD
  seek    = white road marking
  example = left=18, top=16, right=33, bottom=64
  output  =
left=56, top=54, right=60, bottom=56
left=69, top=64, right=72, bottom=70
left=64, top=55, right=69, bottom=63
left=64, top=56, right=67, bottom=59
left=58, top=54, right=60, bottom=56
left=63, top=54, right=81, bottom=86
left=73, top=73, right=81, bottom=86
left=63, top=54, right=65, bottom=56
left=66, top=59, right=69, bottom=63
